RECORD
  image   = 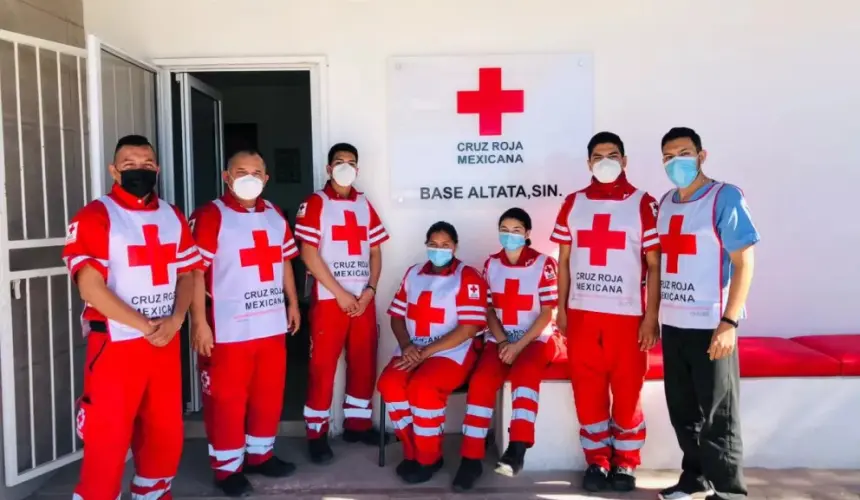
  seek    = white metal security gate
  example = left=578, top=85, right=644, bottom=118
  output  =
left=0, top=30, right=89, bottom=486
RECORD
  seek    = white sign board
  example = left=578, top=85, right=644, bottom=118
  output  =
left=387, top=54, right=594, bottom=205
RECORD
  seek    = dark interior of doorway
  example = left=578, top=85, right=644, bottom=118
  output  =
left=175, top=70, right=315, bottom=421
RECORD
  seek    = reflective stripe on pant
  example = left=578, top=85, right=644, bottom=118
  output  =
left=460, top=338, right=561, bottom=459
left=568, top=309, right=647, bottom=469
left=74, top=334, right=183, bottom=500
left=305, top=298, right=377, bottom=438
left=200, top=334, right=287, bottom=480
left=377, top=348, right=477, bottom=465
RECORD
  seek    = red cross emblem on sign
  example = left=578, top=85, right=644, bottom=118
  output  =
left=492, top=278, right=534, bottom=325
left=660, top=215, right=697, bottom=274
left=332, top=210, right=368, bottom=256
left=576, top=214, right=627, bottom=267
left=127, top=224, right=178, bottom=286
left=457, top=67, right=524, bottom=136
left=407, top=291, right=446, bottom=337
left=240, top=230, right=282, bottom=282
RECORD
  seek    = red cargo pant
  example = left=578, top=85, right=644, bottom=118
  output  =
left=305, top=298, right=377, bottom=438
left=377, top=347, right=478, bottom=466
left=200, top=334, right=287, bottom=480
left=460, top=336, right=564, bottom=459
left=74, top=333, right=183, bottom=500
left=568, top=309, right=648, bottom=469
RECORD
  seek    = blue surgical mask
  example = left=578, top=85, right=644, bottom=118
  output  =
left=499, top=232, right=526, bottom=251
left=664, top=157, right=700, bottom=189
left=427, top=247, right=454, bottom=267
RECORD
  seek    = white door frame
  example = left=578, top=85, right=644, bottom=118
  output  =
left=85, top=35, right=173, bottom=200
left=152, top=56, right=330, bottom=198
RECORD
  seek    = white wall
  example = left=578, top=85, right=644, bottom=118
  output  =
left=83, top=0, right=860, bottom=359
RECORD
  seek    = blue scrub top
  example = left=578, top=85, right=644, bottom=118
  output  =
left=671, top=182, right=760, bottom=291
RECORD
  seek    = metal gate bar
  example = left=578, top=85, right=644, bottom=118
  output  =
left=0, top=29, right=88, bottom=486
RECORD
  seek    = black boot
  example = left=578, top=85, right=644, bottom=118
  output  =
left=610, top=466, right=637, bottom=492
left=215, top=472, right=252, bottom=497
left=452, top=458, right=483, bottom=492
left=494, top=441, right=527, bottom=477
left=582, top=464, right=610, bottom=492
left=308, top=435, right=334, bottom=464
left=243, top=456, right=297, bottom=478
left=342, top=427, right=392, bottom=446
left=658, top=473, right=713, bottom=500
left=403, top=458, right=444, bottom=484
left=395, top=459, right=418, bottom=478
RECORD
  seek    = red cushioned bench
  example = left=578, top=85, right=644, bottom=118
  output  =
left=540, top=336, right=846, bottom=380
left=791, top=334, right=860, bottom=376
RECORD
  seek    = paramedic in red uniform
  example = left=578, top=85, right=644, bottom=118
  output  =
left=63, top=135, right=201, bottom=500
left=189, top=150, right=302, bottom=496
left=294, top=143, right=389, bottom=463
left=453, top=208, right=564, bottom=491
left=551, top=131, right=661, bottom=492
left=377, top=221, right=487, bottom=484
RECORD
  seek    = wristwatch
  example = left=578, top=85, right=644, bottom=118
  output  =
left=365, top=284, right=376, bottom=295
left=720, top=317, right=739, bottom=328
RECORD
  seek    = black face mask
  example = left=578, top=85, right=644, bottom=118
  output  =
left=120, top=169, right=157, bottom=198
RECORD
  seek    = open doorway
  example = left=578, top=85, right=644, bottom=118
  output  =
left=173, top=70, right=315, bottom=423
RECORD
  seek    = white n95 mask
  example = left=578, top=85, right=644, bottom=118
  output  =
left=592, top=159, right=622, bottom=184
left=332, top=163, right=357, bottom=187
left=232, top=175, right=264, bottom=200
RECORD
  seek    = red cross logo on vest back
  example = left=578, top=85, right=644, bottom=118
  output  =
left=407, top=291, right=446, bottom=337
left=660, top=215, right=697, bottom=274
left=457, top=68, right=524, bottom=136
left=576, top=214, right=627, bottom=266
left=331, top=210, right=368, bottom=256
left=492, top=278, right=534, bottom=325
left=127, top=224, right=178, bottom=286
left=239, top=230, right=282, bottom=282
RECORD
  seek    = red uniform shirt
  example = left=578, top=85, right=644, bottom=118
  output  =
left=62, top=184, right=201, bottom=328
left=550, top=175, right=659, bottom=252
left=190, top=192, right=299, bottom=270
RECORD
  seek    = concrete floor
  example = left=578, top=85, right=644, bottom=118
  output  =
left=30, top=436, right=860, bottom=499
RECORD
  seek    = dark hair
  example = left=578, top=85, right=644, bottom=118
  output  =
left=661, top=127, right=702, bottom=152
left=587, top=131, right=625, bottom=157
left=327, top=142, right=358, bottom=165
left=226, top=148, right=263, bottom=170
left=499, top=207, right=532, bottom=246
left=114, top=134, right=154, bottom=158
left=425, top=221, right=458, bottom=244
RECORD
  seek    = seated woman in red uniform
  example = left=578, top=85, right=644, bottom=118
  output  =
left=377, top=221, right=488, bottom=484
left=453, top=207, right=564, bottom=491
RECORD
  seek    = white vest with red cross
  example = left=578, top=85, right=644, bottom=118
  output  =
left=567, top=190, right=646, bottom=316
left=485, top=254, right=554, bottom=343
left=396, top=263, right=473, bottom=365
left=208, top=199, right=288, bottom=343
left=317, top=194, right=373, bottom=300
left=101, top=196, right=184, bottom=342
left=657, top=183, right=725, bottom=330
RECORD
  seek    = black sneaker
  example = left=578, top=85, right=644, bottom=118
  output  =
left=582, top=464, right=610, bottom=492
left=215, top=472, right=252, bottom=497
left=243, top=456, right=296, bottom=478
left=451, top=458, right=483, bottom=492
left=395, top=459, right=418, bottom=478
left=308, top=435, right=334, bottom=464
left=342, top=428, right=392, bottom=446
left=658, top=475, right=714, bottom=500
left=494, top=441, right=527, bottom=477
left=403, top=458, right=444, bottom=484
left=610, top=466, right=636, bottom=492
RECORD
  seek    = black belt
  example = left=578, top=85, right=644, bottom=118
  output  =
left=89, top=321, right=107, bottom=333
